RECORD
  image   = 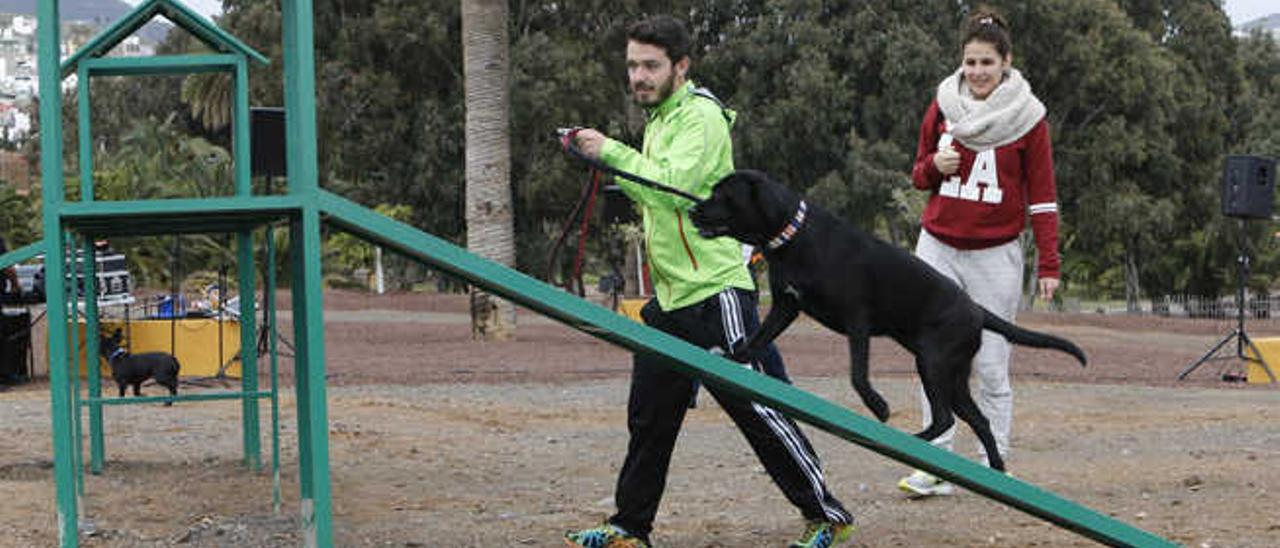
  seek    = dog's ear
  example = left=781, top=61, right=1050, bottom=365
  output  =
left=748, top=172, right=761, bottom=205
left=719, top=171, right=747, bottom=211
left=743, top=170, right=768, bottom=213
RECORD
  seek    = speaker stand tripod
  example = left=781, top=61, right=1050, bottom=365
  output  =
left=1178, top=219, right=1279, bottom=384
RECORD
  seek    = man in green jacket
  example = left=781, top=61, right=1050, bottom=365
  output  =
left=565, top=15, right=855, bottom=548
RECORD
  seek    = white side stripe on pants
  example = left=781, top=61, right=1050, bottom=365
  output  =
left=718, top=289, right=846, bottom=523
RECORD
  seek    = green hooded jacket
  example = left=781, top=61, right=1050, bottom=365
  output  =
left=599, top=81, right=755, bottom=311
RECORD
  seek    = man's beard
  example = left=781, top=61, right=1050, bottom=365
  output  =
left=634, top=73, right=676, bottom=107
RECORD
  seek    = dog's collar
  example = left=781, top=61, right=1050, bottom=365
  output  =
left=109, top=348, right=127, bottom=360
left=765, top=200, right=807, bottom=251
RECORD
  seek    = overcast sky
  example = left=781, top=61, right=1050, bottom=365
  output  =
left=122, top=0, right=222, bottom=19
left=183, top=0, right=223, bottom=19
left=1224, top=0, right=1279, bottom=25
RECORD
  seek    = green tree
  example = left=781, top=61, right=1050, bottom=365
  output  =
left=91, top=115, right=236, bottom=287
left=1232, top=32, right=1280, bottom=157
left=0, top=183, right=39, bottom=246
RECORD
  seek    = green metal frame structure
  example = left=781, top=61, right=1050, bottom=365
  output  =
left=61, top=0, right=273, bottom=482
left=26, top=1, right=1176, bottom=547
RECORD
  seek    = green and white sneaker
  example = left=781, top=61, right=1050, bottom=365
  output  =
left=897, top=470, right=955, bottom=498
left=789, top=519, right=855, bottom=548
left=564, top=522, right=649, bottom=548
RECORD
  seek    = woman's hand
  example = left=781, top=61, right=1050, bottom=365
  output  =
left=934, top=145, right=960, bottom=175
left=1038, top=277, right=1059, bottom=301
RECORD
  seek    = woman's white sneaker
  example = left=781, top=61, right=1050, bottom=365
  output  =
left=897, top=470, right=955, bottom=498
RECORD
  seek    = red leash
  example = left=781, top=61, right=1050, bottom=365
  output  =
left=547, top=165, right=602, bottom=296
left=570, top=170, right=602, bottom=295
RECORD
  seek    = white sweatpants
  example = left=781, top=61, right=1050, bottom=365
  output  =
left=913, top=229, right=1023, bottom=465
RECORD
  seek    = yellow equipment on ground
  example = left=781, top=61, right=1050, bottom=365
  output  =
left=1244, top=337, right=1280, bottom=384
left=77, top=318, right=242, bottom=378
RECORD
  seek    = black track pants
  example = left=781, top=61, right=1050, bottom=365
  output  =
left=609, top=288, right=852, bottom=540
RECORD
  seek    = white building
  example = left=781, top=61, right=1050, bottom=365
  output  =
left=10, top=15, right=34, bottom=36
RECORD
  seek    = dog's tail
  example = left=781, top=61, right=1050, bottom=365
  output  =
left=983, top=309, right=1087, bottom=366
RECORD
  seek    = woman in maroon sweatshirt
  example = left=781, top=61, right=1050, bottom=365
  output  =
left=898, top=8, right=1062, bottom=498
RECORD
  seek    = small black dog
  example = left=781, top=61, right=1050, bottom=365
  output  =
left=98, top=329, right=180, bottom=406
left=689, top=169, right=1086, bottom=471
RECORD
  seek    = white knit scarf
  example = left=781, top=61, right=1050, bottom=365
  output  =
left=935, top=67, right=1046, bottom=150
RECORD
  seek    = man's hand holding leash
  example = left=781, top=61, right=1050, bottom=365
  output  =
left=558, top=126, right=704, bottom=204
left=571, top=129, right=606, bottom=159
left=556, top=126, right=605, bottom=160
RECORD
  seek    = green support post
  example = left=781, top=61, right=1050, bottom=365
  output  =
left=233, top=52, right=260, bottom=470
left=283, top=0, right=332, bottom=543
left=67, top=233, right=84, bottom=497
left=40, top=3, right=75, bottom=538
left=238, top=232, right=261, bottom=470
left=77, top=65, right=93, bottom=202
left=290, top=209, right=332, bottom=547
left=77, top=59, right=103, bottom=479
left=234, top=57, right=252, bottom=196
left=84, top=238, right=105, bottom=475
left=282, top=0, right=320, bottom=197
left=267, top=225, right=282, bottom=512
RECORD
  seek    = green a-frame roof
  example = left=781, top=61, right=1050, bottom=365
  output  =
left=60, top=0, right=268, bottom=77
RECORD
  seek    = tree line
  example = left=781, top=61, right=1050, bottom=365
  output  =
left=10, top=0, right=1280, bottom=306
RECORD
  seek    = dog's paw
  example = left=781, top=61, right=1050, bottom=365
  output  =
left=865, top=395, right=891, bottom=422
left=873, top=405, right=891, bottom=423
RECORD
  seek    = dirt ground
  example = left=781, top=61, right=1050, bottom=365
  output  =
left=2, top=289, right=1279, bottom=547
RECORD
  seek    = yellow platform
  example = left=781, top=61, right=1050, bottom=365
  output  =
left=77, top=318, right=242, bottom=379
left=1243, top=337, right=1280, bottom=384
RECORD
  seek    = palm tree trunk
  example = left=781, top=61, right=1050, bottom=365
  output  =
left=1125, top=245, right=1142, bottom=314
left=462, top=0, right=516, bottom=340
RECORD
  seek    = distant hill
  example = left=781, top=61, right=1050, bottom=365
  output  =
left=1238, top=13, right=1280, bottom=36
left=0, top=0, right=170, bottom=43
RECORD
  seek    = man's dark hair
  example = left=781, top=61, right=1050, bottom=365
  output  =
left=627, top=15, right=691, bottom=63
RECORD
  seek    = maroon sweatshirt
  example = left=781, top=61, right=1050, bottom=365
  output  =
left=911, top=100, right=1061, bottom=279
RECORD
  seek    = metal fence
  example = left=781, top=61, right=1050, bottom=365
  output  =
left=1055, top=293, right=1280, bottom=321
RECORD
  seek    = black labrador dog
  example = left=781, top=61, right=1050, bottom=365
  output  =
left=689, top=169, right=1086, bottom=471
left=99, top=329, right=181, bottom=406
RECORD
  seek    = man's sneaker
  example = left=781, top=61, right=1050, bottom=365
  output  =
left=789, top=519, right=855, bottom=548
left=564, top=522, right=649, bottom=548
left=897, top=470, right=955, bottom=498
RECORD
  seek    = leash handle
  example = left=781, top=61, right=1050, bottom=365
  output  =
left=556, top=128, right=704, bottom=204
